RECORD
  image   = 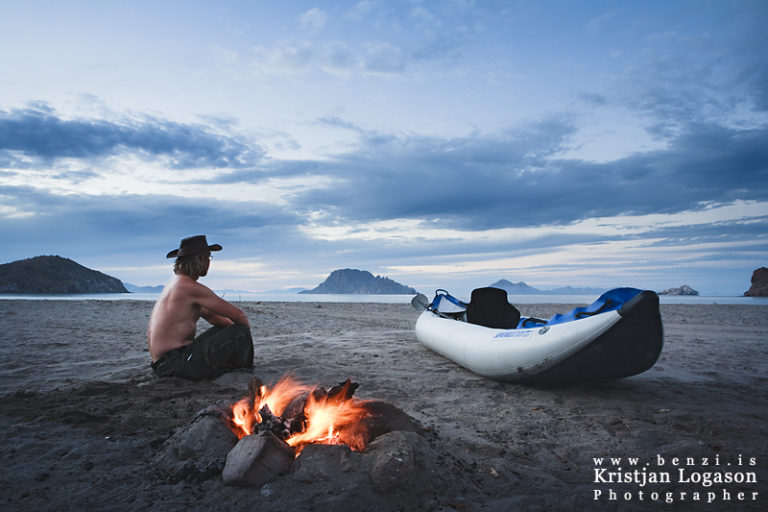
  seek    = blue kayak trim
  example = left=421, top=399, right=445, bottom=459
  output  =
left=526, top=287, right=643, bottom=328
left=521, top=289, right=664, bottom=382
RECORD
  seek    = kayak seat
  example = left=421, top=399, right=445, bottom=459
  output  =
left=466, top=287, right=521, bottom=329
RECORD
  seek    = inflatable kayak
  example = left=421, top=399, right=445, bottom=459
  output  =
left=413, top=287, right=663, bottom=382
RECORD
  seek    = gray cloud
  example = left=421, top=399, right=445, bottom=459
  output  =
left=273, top=119, right=768, bottom=230
left=4, top=103, right=765, bottom=237
left=0, top=183, right=301, bottom=263
left=0, top=104, right=264, bottom=168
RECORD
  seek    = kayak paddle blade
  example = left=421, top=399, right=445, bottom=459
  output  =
left=411, top=293, right=430, bottom=312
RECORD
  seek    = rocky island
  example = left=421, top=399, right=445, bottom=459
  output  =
left=744, top=267, right=768, bottom=297
left=0, top=256, right=128, bottom=294
left=300, top=269, right=417, bottom=295
left=659, top=284, right=699, bottom=296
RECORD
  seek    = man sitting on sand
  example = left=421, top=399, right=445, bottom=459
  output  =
left=148, top=235, right=254, bottom=380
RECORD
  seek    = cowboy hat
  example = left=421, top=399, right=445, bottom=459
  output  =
left=166, top=235, right=223, bottom=258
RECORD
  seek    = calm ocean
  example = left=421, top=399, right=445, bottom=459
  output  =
left=1, top=292, right=766, bottom=305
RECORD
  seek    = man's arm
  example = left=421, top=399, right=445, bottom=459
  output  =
left=200, top=307, right=236, bottom=327
left=191, top=282, right=250, bottom=327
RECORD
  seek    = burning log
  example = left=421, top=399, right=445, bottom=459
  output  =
left=279, top=379, right=359, bottom=421
left=247, top=376, right=263, bottom=409
left=242, top=379, right=362, bottom=445
left=255, top=403, right=302, bottom=440
left=238, top=377, right=263, bottom=436
left=317, top=379, right=359, bottom=403
left=281, top=393, right=309, bottom=420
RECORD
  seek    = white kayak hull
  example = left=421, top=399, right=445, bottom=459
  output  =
left=415, top=290, right=663, bottom=382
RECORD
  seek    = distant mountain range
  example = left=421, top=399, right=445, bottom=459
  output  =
left=0, top=256, right=128, bottom=294
left=6, top=256, right=744, bottom=298
left=123, top=283, right=164, bottom=293
left=267, top=287, right=306, bottom=294
left=489, top=279, right=606, bottom=295
left=300, top=269, right=417, bottom=295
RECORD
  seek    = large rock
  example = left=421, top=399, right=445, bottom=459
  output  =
left=291, top=431, right=443, bottom=493
left=292, top=444, right=358, bottom=483
left=222, top=431, right=295, bottom=487
left=744, top=267, right=768, bottom=296
left=337, top=401, right=424, bottom=451
left=365, top=431, right=439, bottom=493
left=155, top=408, right=239, bottom=481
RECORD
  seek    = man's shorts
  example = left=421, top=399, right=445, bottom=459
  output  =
left=151, top=324, right=254, bottom=380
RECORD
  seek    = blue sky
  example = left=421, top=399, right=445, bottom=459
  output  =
left=1, top=0, right=766, bottom=296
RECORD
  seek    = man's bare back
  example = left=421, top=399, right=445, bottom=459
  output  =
left=147, top=274, right=250, bottom=362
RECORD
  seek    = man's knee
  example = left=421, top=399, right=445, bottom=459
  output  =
left=234, top=324, right=254, bottom=366
left=233, top=324, right=253, bottom=347
left=211, top=323, right=253, bottom=367
left=231, top=323, right=252, bottom=339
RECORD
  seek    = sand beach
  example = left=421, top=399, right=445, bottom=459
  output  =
left=0, top=299, right=766, bottom=511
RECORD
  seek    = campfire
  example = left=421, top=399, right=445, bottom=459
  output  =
left=156, top=374, right=426, bottom=489
left=226, top=375, right=371, bottom=454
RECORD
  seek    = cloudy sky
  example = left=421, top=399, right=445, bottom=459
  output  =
left=1, top=0, right=767, bottom=296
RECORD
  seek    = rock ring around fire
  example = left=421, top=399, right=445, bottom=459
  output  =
left=153, top=399, right=443, bottom=494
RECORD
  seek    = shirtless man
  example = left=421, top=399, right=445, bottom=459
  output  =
left=148, top=235, right=253, bottom=380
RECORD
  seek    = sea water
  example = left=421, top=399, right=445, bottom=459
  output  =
left=1, top=292, right=767, bottom=305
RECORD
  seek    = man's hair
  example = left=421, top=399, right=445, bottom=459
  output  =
left=174, top=253, right=206, bottom=276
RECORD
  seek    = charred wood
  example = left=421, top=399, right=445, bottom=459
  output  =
left=256, top=404, right=293, bottom=440
left=311, top=379, right=359, bottom=405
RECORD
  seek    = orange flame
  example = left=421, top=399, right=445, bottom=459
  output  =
left=285, top=388, right=369, bottom=449
left=228, top=375, right=370, bottom=453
